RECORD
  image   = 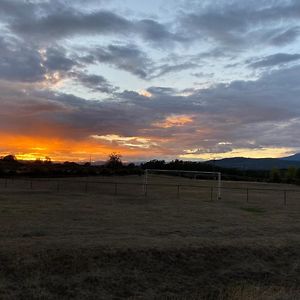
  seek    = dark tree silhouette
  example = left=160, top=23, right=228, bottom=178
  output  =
left=105, top=153, right=123, bottom=169
left=1, top=155, right=17, bottom=162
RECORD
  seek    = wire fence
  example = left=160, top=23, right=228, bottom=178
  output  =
left=0, top=177, right=300, bottom=207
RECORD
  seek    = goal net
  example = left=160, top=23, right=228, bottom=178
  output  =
left=144, top=169, right=221, bottom=200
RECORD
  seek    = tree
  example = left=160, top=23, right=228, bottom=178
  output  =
left=44, top=156, right=52, bottom=164
left=34, top=158, right=43, bottom=164
left=1, top=155, right=17, bottom=162
left=285, top=166, right=297, bottom=183
left=105, top=153, right=123, bottom=169
left=295, top=168, right=300, bottom=184
left=270, top=168, right=281, bottom=183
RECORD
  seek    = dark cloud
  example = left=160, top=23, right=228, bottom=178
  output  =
left=150, top=62, right=199, bottom=79
left=43, top=47, right=78, bottom=72
left=89, top=44, right=151, bottom=79
left=71, top=72, right=118, bottom=94
left=136, top=19, right=181, bottom=45
left=179, top=0, right=300, bottom=47
left=81, top=44, right=199, bottom=79
left=1, top=64, right=300, bottom=155
left=0, top=36, right=117, bottom=94
left=0, top=0, right=36, bottom=20
left=248, top=53, right=300, bottom=68
left=12, top=10, right=132, bottom=41
left=269, top=26, right=300, bottom=46
left=191, top=72, right=214, bottom=78
left=0, top=1, right=179, bottom=45
left=0, top=36, right=44, bottom=82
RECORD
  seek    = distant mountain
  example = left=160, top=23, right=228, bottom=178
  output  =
left=281, top=153, right=300, bottom=161
left=208, top=157, right=300, bottom=170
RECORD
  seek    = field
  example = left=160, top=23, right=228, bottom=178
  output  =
left=0, top=176, right=299, bottom=299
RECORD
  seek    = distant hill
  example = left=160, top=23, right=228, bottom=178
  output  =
left=281, top=153, right=300, bottom=161
left=208, top=157, right=300, bottom=170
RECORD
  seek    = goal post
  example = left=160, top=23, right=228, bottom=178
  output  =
left=143, top=169, right=222, bottom=200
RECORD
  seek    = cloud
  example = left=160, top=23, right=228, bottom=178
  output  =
left=150, top=62, right=199, bottom=79
left=0, top=37, right=80, bottom=83
left=43, top=47, right=78, bottom=72
left=269, top=26, right=300, bottom=46
left=179, top=0, right=300, bottom=47
left=1, top=64, right=300, bottom=159
left=1, top=0, right=300, bottom=160
left=0, top=36, right=117, bottom=93
left=0, top=37, right=45, bottom=82
left=248, top=53, right=300, bottom=68
left=0, top=1, right=179, bottom=46
left=88, top=44, right=152, bottom=79
left=71, top=72, right=118, bottom=94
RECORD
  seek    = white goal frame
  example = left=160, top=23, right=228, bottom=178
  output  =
left=144, top=169, right=222, bottom=200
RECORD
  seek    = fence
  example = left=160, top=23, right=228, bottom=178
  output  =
left=0, top=177, right=300, bottom=207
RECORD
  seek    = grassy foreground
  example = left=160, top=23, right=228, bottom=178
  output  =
left=0, top=176, right=299, bottom=299
left=0, top=245, right=299, bottom=299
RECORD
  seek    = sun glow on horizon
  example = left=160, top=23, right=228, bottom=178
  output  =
left=0, top=133, right=164, bottom=162
left=180, top=147, right=295, bottom=160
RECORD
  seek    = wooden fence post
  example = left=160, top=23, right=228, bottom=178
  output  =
left=284, top=190, right=287, bottom=206
left=114, top=183, right=118, bottom=196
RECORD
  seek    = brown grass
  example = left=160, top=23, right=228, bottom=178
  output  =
left=0, top=176, right=299, bottom=299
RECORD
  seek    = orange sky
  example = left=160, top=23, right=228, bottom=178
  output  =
left=0, top=131, right=294, bottom=162
left=0, top=133, right=169, bottom=162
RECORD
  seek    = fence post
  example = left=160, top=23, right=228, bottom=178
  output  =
left=114, top=183, right=118, bottom=196
left=284, top=190, right=287, bottom=206
left=177, top=185, right=180, bottom=198
left=144, top=183, right=148, bottom=197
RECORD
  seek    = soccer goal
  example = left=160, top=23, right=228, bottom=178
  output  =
left=143, top=169, right=222, bottom=200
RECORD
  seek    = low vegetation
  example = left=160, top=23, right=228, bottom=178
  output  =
left=0, top=176, right=299, bottom=299
left=1, top=154, right=300, bottom=185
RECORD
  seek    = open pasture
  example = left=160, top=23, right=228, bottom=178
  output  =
left=0, top=176, right=299, bottom=299
left=1, top=175, right=300, bottom=208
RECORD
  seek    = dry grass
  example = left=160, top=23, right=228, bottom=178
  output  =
left=0, top=176, right=299, bottom=299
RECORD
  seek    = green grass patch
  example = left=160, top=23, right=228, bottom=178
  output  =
left=240, top=207, right=266, bottom=214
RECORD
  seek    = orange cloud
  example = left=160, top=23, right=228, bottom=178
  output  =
left=90, top=134, right=159, bottom=149
left=0, top=132, right=166, bottom=162
left=153, top=114, right=194, bottom=128
left=138, top=89, right=152, bottom=98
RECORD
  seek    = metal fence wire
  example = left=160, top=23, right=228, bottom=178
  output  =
left=0, top=177, right=300, bottom=207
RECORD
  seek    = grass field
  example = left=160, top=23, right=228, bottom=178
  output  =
left=0, top=176, right=299, bottom=299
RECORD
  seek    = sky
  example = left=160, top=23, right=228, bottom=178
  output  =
left=0, top=0, right=300, bottom=162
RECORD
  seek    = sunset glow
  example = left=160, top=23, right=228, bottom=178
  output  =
left=180, top=147, right=295, bottom=161
left=153, top=115, right=194, bottom=128
left=0, top=0, right=299, bottom=162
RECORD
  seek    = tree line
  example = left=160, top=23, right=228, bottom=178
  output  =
left=0, top=154, right=300, bottom=184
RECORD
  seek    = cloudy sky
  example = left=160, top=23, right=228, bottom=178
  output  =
left=0, top=0, right=300, bottom=161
